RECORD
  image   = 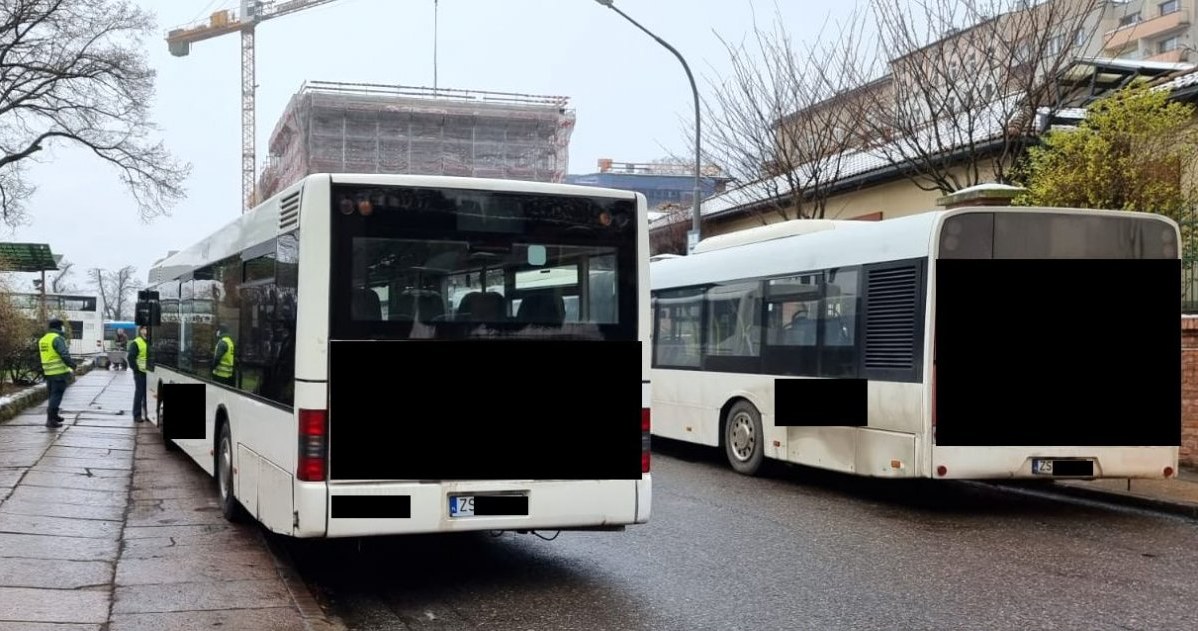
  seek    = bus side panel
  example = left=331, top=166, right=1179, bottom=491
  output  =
left=295, top=175, right=332, bottom=384
left=787, top=426, right=856, bottom=473
left=854, top=428, right=917, bottom=478
left=258, top=456, right=295, bottom=534
left=649, top=368, right=719, bottom=447
left=867, top=382, right=924, bottom=434
left=650, top=369, right=774, bottom=449
left=236, top=443, right=261, bottom=517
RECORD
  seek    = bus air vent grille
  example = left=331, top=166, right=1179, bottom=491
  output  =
left=864, top=264, right=919, bottom=370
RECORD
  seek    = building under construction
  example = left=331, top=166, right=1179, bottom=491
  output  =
left=257, top=81, right=577, bottom=200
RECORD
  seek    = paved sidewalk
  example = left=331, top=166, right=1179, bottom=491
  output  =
left=0, top=368, right=343, bottom=630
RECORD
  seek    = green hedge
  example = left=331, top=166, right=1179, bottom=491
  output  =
left=0, top=359, right=98, bottom=423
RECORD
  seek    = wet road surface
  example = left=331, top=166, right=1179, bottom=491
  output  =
left=282, top=439, right=1198, bottom=631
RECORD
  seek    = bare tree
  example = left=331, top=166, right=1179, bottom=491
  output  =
left=833, top=0, right=1104, bottom=194
left=649, top=203, right=692, bottom=256
left=51, top=258, right=75, bottom=293
left=696, top=6, right=864, bottom=223
left=0, top=0, right=192, bottom=227
left=89, top=265, right=141, bottom=320
left=87, top=267, right=108, bottom=317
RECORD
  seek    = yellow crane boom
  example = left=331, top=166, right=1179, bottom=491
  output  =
left=166, top=1, right=342, bottom=213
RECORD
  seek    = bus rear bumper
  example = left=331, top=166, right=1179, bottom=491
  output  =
left=315, top=478, right=649, bottom=538
left=930, top=446, right=1179, bottom=480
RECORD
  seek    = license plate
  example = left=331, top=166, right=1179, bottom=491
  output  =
left=449, top=495, right=475, bottom=518
left=1032, top=458, right=1094, bottom=477
left=1032, top=459, right=1054, bottom=475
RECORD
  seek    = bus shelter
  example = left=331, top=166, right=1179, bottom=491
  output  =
left=0, top=242, right=60, bottom=319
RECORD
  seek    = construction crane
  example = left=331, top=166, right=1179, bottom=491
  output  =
left=166, top=1, right=342, bottom=213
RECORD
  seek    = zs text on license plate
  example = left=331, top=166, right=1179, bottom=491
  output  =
left=449, top=496, right=475, bottom=518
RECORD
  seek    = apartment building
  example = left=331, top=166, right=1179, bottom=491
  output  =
left=1103, top=0, right=1195, bottom=62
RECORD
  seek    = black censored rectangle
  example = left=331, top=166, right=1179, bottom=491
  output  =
left=774, top=378, right=868, bottom=426
left=934, top=258, right=1181, bottom=447
left=474, top=495, right=529, bottom=516
left=331, top=495, right=412, bottom=519
left=160, top=383, right=206, bottom=440
left=328, top=340, right=643, bottom=480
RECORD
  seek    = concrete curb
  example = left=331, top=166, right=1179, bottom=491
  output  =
left=0, top=359, right=97, bottom=423
left=259, top=530, right=350, bottom=631
left=983, top=480, right=1198, bottom=520
left=1038, top=482, right=1198, bottom=519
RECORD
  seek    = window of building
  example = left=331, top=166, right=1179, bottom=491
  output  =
left=1159, top=35, right=1181, bottom=54
left=1119, top=12, right=1141, bottom=27
left=1161, top=1, right=1180, bottom=16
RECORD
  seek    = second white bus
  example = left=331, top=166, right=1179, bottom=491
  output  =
left=650, top=205, right=1182, bottom=481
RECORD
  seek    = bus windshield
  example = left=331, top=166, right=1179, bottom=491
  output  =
left=329, top=184, right=639, bottom=342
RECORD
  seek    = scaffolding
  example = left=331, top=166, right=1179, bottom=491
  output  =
left=257, top=81, right=578, bottom=200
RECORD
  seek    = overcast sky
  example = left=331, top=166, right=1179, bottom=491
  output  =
left=4, top=0, right=856, bottom=297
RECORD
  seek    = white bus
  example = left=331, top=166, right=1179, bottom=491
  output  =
left=138, top=173, right=651, bottom=538
left=11, top=292, right=105, bottom=358
left=650, top=205, right=1182, bottom=481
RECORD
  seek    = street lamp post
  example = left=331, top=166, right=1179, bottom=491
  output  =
left=593, top=0, right=703, bottom=253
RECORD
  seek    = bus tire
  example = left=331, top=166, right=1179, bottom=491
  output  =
left=724, top=400, right=764, bottom=476
left=215, top=421, right=246, bottom=523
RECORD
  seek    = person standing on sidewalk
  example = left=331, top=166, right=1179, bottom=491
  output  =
left=39, top=318, right=77, bottom=429
left=128, top=326, right=149, bottom=423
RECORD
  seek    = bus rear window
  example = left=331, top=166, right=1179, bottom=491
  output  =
left=938, top=211, right=1178, bottom=260
left=329, top=185, right=638, bottom=341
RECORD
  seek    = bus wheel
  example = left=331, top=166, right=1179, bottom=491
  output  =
left=724, top=400, right=764, bottom=476
left=216, top=421, right=246, bottom=523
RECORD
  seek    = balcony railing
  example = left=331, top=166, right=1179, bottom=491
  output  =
left=1103, top=9, right=1190, bottom=52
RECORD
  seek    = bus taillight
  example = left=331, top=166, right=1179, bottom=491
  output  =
left=297, top=409, right=327, bottom=482
left=642, top=408, right=651, bottom=474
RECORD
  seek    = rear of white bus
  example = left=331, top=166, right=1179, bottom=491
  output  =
left=929, top=208, right=1182, bottom=481
left=293, top=175, right=650, bottom=537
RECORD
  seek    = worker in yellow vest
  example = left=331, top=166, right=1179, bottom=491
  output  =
left=212, top=325, right=235, bottom=387
left=127, top=326, right=150, bottom=423
left=39, top=319, right=78, bottom=429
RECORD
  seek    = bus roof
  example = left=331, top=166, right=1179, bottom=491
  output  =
left=325, top=173, right=643, bottom=201
left=651, top=205, right=1178, bottom=290
left=149, top=173, right=645, bottom=285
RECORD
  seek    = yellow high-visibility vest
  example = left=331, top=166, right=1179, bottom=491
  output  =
left=132, top=336, right=148, bottom=373
left=213, top=336, right=234, bottom=379
left=39, top=332, right=69, bottom=377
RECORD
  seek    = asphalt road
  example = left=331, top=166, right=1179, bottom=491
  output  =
left=283, top=439, right=1198, bottom=631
